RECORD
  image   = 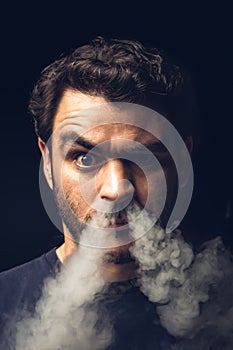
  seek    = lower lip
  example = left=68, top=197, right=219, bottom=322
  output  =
left=108, top=222, right=128, bottom=228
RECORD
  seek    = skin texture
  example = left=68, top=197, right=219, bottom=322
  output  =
left=39, top=89, right=189, bottom=282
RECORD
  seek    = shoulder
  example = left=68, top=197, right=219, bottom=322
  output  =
left=0, top=247, right=59, bottom=286
left=0, top=247, right=61, bottom=321
left=0, top=247, right=61, bottom=346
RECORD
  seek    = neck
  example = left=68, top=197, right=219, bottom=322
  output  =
left=56, top=237, right=138, bottom=282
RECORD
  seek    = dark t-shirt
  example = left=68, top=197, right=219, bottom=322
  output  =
left=0, top=248, right=174, bottom=350
left=1, top=248, right=232, bottom=349
left=0, top=248, right=61, bottom=349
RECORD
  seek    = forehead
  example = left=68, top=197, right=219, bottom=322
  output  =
left=53, top=89, right=167, bottom=144
left=54, top=90, right=108, bottom=128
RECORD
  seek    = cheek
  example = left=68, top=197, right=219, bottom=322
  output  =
left=61, top=168, right=102, bottom=219
left=134, top=180, right=148, bottom=204
left=61, top=169, right=78, bottom=192
left=60, top=169, right=84, bottom=205
left=131, top=167, right=148, bottom=202
left=61, top=179, right=91, bottom=220
left=134, top=167, right=175, bottom=215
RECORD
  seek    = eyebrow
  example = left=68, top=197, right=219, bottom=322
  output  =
left=59, top=132, right=97, bottom=150
left=59, top=131, right=166, bottom=153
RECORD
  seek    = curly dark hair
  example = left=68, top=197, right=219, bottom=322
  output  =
left=29, top=36, right=197, bottom=142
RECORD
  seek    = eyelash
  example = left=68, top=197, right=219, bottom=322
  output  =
left=71, top=152, right=101, bottom=170
left=69, top=150, right=171, bottom=171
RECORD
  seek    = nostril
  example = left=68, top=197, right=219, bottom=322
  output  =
left=112, top=194, right=134, bottom=212
left=113, top=179, right=135, bottom=201
left=96, top=159, right=135, bottom=207
left=95, top=179, right=135, bottom=213
left=117, top=179, right=134, bottom=194
left=105, top=179, right=135, bottom=211
left=99, top=177, right=134, bottom=197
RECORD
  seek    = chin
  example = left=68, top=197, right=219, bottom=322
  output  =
left=101, top=260, right=138, bottom=282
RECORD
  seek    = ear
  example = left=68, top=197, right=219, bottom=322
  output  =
left=38, top=137, right=53, bottom=190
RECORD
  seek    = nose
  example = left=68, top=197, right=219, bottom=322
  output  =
left=96, top=159, right=135, bottom=204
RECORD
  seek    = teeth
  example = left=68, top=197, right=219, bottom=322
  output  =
left=102, top=217, right=109, bottom=228
left=101, top=211, right=128, bottom=227
left=110, top=216, right=116, bottom=225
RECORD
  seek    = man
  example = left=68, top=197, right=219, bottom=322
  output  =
left=1, top=36, right=233, bottom=350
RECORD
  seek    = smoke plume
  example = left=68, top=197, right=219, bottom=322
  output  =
left=129, top=208, right=233, bottom=349
left=13, top=227, right=112, bottom=350
left=5, top=204, right=233, bottom=349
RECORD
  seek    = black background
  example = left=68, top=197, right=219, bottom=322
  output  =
left=0, top=2, right=232, bottom=271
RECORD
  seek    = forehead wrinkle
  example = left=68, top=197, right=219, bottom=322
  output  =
left=59, top=131, right=97, bottom=150
left=56, top=121, right=162, bottom=153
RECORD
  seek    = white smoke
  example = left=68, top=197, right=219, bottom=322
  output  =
left=6, top=204, right=233, bottom=350
left=129, top=208, right=233, bottom=349
left=13, top=224, right=113, bottom=350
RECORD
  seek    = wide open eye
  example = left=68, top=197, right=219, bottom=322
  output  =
left=74, top=153, right=96, bottom=168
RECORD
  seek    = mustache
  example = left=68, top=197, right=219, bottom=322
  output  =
left=83, top=199, right=147, bottom=223
left=85, top=209, right=128, bottom=223
left=84, top=206, right=163, bottom=230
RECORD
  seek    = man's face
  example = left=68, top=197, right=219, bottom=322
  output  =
left=41, top=90, right=180, bottom=278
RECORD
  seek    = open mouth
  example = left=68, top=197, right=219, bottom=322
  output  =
left=82, top=209, right=136, bottom=248
left=108, top=211, right=128, bottom=229
left=108, top=211, right=128, bottom=228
